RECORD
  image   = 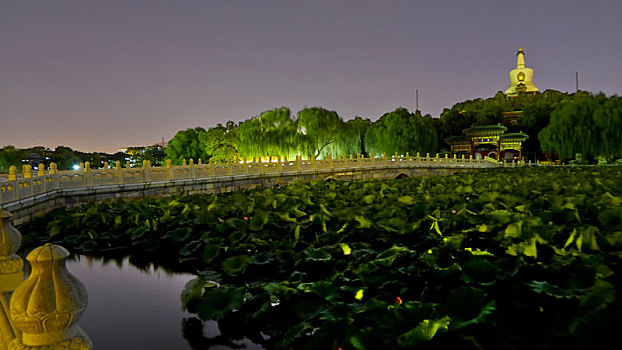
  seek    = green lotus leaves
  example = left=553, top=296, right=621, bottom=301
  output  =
left=222, top=254, right=252, bottom=275
left=16, top=166, right=622, bottom=349
left=304, top=247, right=332, bottom=261
left=195, top=287, right=245, bottom=321
left=397, top=315, right=451, bottom=345
left=202, top=244, right=221, bottom=264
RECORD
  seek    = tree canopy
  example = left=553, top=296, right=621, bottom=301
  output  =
left=366, top=108, right=438, bottom=156
left=165, top=127, right=210, bottom=165
left=539, top=93, right=622, bottom=162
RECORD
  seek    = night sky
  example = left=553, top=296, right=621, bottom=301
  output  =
left=1, top=0, right=621, bottom=153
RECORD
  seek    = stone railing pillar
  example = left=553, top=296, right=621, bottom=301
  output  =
left=0, top=209, right=24, bottom=349
left=328, top=154, right=333, bottom=169
left=84, top=162, right=93, bottom=187
left=115, top=161, right=124, bottom=185
left=165, top=159, right=172, bottom=180
left=49, top=163, right=60, bottom=190
left=189, top=159, right=195, bottom=179
left=22, top=165, right=31, bottom=180
left=8, top=166, right=16, bottom=182
left=369, top=153, right=375, bottom=167
left=142, top=160, right=150, bottom=183
left=208, top=158, right=215, bottom=177
left=37, top=164, right=45, bottom=177
left=103, top=161, right=109, bottom=169
left=295, top=155, right=301, bottom=171
left=382, top=153, right=387, bottom=166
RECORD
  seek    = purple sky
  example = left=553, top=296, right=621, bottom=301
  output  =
left=1, top=0, right=621, bottom=153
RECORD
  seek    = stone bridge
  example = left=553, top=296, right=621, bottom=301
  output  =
left=0, top=153, right=524, bottom=224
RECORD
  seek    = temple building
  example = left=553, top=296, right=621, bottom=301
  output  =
left=505, top=47, right=538, bottom=96
left=445, top=125, right=528, bottom=161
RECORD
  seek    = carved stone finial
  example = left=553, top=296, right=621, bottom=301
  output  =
left=9, top=244, right=88, bottom=347
left=0, top=210, right=23, bottom=293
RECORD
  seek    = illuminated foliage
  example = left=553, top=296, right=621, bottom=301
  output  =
left=165, top=127, right=209, bottom=165
left=237, top=107, right=299, bottom=159
left=539, top=93, right=622, bottom=162
left=366, top=108, right=438, bottom=156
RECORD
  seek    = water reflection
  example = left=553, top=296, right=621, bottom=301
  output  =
left=66, top=254, right=264, bottom=349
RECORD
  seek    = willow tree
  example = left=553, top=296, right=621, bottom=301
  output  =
left=365, top=108, right=438, bottom=156
left=338, top=116, right=372, bottom=157
left=539, top=93, right=622, bottom=162
left=593, top=96, right=622, bottom=162
left=297, top=107, right=345, bottom=159
left=237, top=107, right=299, bottom=159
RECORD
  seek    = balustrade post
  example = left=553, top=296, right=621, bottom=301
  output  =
left=0, top=209, right=24, bottom=349
left=115, top=161, right=123, bottom=185
left=312, top=156, right=318, bottom=170
left=405, top=152, right=410, bottom=161
left=142, top=160, right=150, bottom=183
left=189, top=159, right=195, bottom=179
left=295, top=155, right=301, bottom=171
left=50, top=163, right=60, bottom=191
left=164, top=159, right=172, bottom=180
left=382, top=153, right=387, bottom=166
left=22, top=165, right=31, bottom=180
left=21, top=165, right=34, bottom=197
left=198, top=158, right=202, bottom=166
left=328, top=154, right=333, bottom=169
left=369, top=153, right=375, bottom=167
left=103, top=161, right=109, bottom=169
left=8, top=166, right=16, bottom=182
left=84, top=162, right=93, bottom=187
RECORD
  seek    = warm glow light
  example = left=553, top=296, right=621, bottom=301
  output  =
left=73, top=165, right=80, bottom=170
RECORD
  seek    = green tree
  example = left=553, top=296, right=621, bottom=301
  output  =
left=200, top=122, right=239, bottom=163
left=51, top=146, right=82, bottom=170
left=0, top=146, right=24, bottom=173
left=237, top=108, right=299, bottom=159
left=165, top=127, right=209, bottom=165
left=297, top=107, right=344, bottom=159
left=366, top=108, right=438, bottom=156
left=340, top=116, right=372, bottom=157
left=538, top=93, right=622, bottom=162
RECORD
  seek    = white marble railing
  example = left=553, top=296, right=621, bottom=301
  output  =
left=0, top=153, right=523, bottom=206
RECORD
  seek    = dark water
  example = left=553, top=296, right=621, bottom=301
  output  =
left=65, top=255, right=264, bottom=350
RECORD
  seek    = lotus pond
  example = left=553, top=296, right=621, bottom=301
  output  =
left=19, top=166, right=622, bottom=350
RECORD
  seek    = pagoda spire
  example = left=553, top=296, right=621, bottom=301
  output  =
left=516, top=47, right=525, bottom=68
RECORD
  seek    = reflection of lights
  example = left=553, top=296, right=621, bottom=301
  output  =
left=73, top=165, right=80, bottom=170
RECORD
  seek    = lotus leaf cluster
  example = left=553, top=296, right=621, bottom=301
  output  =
left=20, top=166, right=622, bottom=349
